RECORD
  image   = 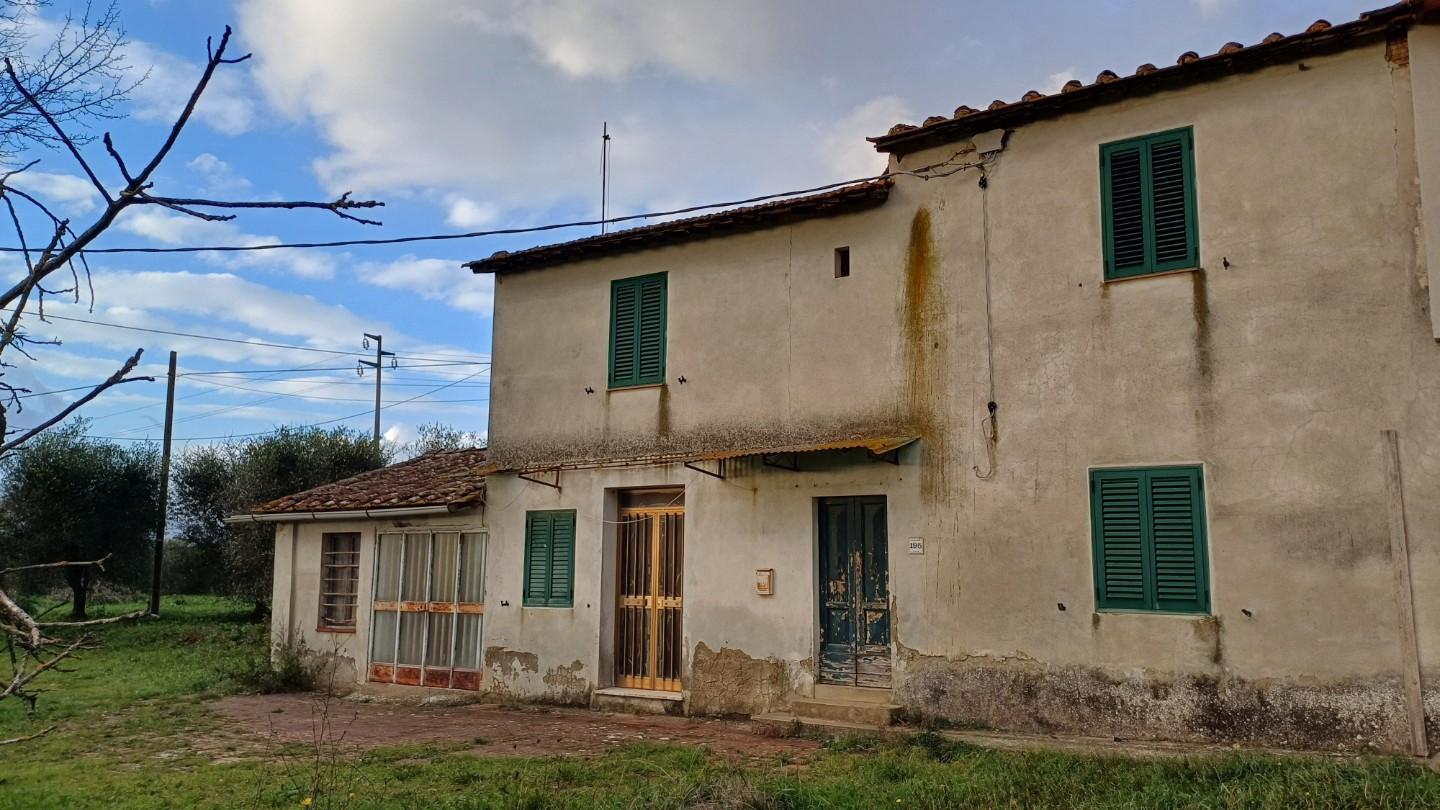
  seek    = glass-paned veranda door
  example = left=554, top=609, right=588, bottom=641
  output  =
left=369, top=531, right=486, bottom=690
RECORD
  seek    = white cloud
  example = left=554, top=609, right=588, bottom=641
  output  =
left=1043, top=67, right=1078, bottom=95
left=187, top=153, right=253, bottom=194
left=355, top=255, right=495, bottom=315
left=124, top=39, right=260, bottom=136
left=11, top=171, right=101, bottom=214
left=234, top=0, right=908, bottom=212
left=1192, top=0, right=1235, bottom=18
left=114, top=208, right=338, bottom=280
left=820, top=96, right=911, bottom=181
left=445, top=195, right=498, bottom=228
left=461, top=1, right=785, bottom=82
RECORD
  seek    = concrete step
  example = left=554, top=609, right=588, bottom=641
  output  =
left=813, top=684, right=895, bottom=705
left=752, top=712, right=889, bottom=736
left=592, top=686, right=683, bottom=716
left=789, top=697, right=901, bottom=727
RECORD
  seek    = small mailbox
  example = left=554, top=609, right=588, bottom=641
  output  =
left=754, top=568, right=775, bottom=595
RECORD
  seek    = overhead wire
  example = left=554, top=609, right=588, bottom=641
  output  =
left=0, top=310, right=490, bottom=363
left=0, top=154, right=982, bottom=257
left=87, top=367, right=489, bottom=443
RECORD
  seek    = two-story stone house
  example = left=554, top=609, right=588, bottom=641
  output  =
left=248, top=1, right=1440, bottom=753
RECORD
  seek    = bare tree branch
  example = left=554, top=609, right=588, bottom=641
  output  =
left=0, top=725, right=56, bottom=746
left=2, top=57, right=112, bottom=203
left=0, top=349, right=152, bottom=455
left=140, top=191, right=385, bottom=226
left=0, top=554, right=113, bottom=578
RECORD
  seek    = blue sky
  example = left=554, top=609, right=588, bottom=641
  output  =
left=3, top=0, right=1372, bottom=451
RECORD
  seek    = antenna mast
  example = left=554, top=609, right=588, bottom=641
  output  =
left=601, top=121, right=611, bottom=235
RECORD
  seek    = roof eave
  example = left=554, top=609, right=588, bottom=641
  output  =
left=869, top=9, right=1410, bottom=155
left=465, top=180, right=893, bottom=274
left=225, top=501, right=480, bottom=525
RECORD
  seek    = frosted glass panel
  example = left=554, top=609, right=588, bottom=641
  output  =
left=400, top=534, right=429, bottom=601
left=398, top=613, right=426, bottom=665
left=430, top=533, right=459, bottom=602
left=370, top=611, right=397, bottom=664
left=425, top=613, right=454, bottom=667
left=459, top=533, right=486, bottom=603
left=374, top=534, right=402, bottom=601
left=456, top=614, right=482, bottom=670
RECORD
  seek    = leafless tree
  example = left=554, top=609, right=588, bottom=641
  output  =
left=0, top=22, right=383, bottom=738
left=0, top=1, right=136, bottom=161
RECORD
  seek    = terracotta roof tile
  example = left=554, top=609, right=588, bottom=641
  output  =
left=247, top=448, right=490, bottom=515
left=871, top=2, right=1424, bottom=154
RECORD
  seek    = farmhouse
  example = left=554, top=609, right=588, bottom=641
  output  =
left=247, top=1, right=1440, bottom=752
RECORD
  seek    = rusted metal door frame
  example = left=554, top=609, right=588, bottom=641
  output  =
left=615, top=505, right=684, bottom=692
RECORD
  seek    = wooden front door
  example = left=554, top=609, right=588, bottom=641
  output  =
left=818, top=496, right=892, bottom=687
left=615, top=504, right=684, bottom=691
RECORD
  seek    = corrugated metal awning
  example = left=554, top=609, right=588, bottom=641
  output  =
left=499, top=435, right=919, bottom=475
left=692, top=435, right=918, bottom=461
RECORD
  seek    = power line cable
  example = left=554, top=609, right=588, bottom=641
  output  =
left=0, top=173, right=909, bottom=256
left=0, top=310, right=489, bottom=363
left=177, top=361, right=485, bottom=377
left=184, top=376, right=487, bottom=402
left=88, top=367, right=489, bottom=442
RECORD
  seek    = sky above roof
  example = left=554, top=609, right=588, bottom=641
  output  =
left=4, top=0, right=1374, bottom=450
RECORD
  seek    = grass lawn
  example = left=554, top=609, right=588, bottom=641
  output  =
left=1, top=596, right=1438, bottom=808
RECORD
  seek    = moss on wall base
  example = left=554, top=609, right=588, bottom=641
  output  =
left=896, top=656, right=1431, bottom=753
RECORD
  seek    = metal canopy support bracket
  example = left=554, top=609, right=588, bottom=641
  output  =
left=762, top=452, right=800, bottom=472
left=683, top=459, right=725, bottom=480
left=867, top=448, right=901, bottom=465
left=518, top=469, right=562, bottom=491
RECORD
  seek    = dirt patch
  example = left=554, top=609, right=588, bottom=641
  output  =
left=211, top=694, right=819, bottom=761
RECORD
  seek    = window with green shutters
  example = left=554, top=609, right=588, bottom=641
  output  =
left=1100, top=128, right=1198, bottom=280
left=1090, top=466, right=1210, bottom=614
left=609, top=273, right=667, bottom=388
left=523, top=510, right=576, bottom=607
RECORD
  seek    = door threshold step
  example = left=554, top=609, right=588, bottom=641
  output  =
left=752, top=713, right=895, bottom=736
left=813, top=684, right=895, bottom=704
left=594, top=686, right=683, bottom=701
left=789, top=697, right=901, bottom=726
left=593, top=687, right=685, bottom=716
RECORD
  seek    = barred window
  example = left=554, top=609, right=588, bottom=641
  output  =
left=319, top=533, right=360, bottom=630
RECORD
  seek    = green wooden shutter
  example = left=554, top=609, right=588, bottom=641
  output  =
left=547, top=511, right=575, bottom=607
left=1101, top=143, right=1148, bottom=277
left=1101, top=128, right=1197, bottom=279
left=524, top=510, right=576, bottom=607
left=1149, top=468, right=1208, bottom=613
left=1091, top=469, right=1150, bottom=611
left=523, top=512, right=552, bottom=606
left=636, top=275, right=666, bottom=384
left=609, top=273, right=666, bottom=387
left=1091, top=466, right=1209, bottom=613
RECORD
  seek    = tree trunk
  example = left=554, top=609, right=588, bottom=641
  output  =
left=65, top=567, right=89, bottom=620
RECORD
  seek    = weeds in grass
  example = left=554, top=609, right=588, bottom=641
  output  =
left=225, top=636, right=318, bottom=694
left=250, top=647, right=367, bottom=810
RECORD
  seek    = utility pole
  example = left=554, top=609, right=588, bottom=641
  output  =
left=149, top=351, right=177, bottom=616
left=359, top=333, right=394, bottom=452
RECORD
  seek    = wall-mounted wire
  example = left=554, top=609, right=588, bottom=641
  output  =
left=973, top=159, right=1001, bottom=481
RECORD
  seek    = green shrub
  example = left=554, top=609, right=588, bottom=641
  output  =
left=224, top=636, right=317, bottom=694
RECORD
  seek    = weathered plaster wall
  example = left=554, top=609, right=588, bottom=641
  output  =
left=268, top=510, right=485, bottom=691
left=1410, top=25, right=1440, bottom=337
left=481, top=452, right=923, bottom=715
left=474, top=40, right=1440, bottom=750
